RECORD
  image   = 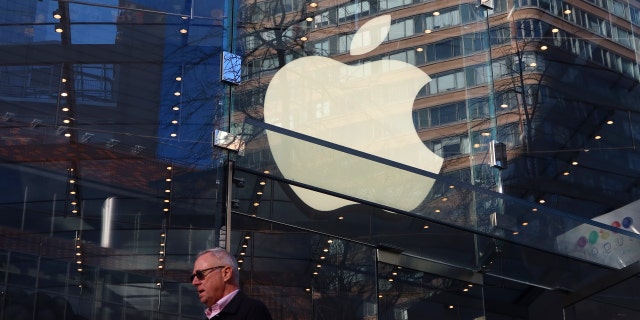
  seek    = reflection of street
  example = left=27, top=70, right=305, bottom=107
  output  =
left=2, top=291, right=80, bottom=320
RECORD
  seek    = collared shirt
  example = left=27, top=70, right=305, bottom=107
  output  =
left=204, top=289, right=239, bottom=319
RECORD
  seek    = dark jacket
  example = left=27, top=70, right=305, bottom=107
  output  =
left=213, top=291, right=273, bottom=320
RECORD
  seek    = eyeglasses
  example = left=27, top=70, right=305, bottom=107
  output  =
left=190, top=266, right=225, bottom=282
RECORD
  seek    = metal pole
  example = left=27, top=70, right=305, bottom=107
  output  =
left=225, top=160, right=234, bottom=251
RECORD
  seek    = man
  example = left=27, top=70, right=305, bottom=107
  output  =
left=191, top=247, right=273, bottom=320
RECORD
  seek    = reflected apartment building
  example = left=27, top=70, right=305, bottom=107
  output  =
left=236, top=0, right=640, bottom=222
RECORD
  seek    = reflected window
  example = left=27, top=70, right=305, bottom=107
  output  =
left=338, top=1, right=371, bottom=23
left=388, top=18, right=415, bottom=40
left=380, top=0, right=412, bottom=11
left=75, top=64, right=114, bottom=103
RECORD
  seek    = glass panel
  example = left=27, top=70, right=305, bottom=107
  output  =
left=377, top=261, right=485, bottom=320
left=564, top=269, right=640, bottom=320
left=230, top=214, right=378, bottom=320
left=2, top=0, right=640, bottom=318
left=233, top=121, right=640, bottom=274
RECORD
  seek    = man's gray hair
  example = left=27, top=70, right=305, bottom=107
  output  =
left=197, top=247, right=240, bottom=285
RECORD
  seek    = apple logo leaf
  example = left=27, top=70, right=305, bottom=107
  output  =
left=350, top=15, right=391, bottom=56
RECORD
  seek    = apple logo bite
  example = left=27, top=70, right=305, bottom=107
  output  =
left=263, top=15, right=443, bottom=212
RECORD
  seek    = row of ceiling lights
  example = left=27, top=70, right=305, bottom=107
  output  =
left=170, top=73, right=183, bottom=138
left=157, top=165, right=173, bottom=276
left=234, top=171, right=271, bottom=268
left=536, top=119, right=615, bottom=205
left=156, top=165, right=174, bottom=287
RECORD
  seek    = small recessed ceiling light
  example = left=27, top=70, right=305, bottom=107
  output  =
left=179, top=28, right=188, bottom=34
left=529, top=62, right=537, bottom=67
left=522, top=222, right=529, bottom=226
left=433, top=12, right=440, bottom=16
left=606, top=120, right=614, bottom=125
left=170, top=133, right=177, bottom=137
left=571, top=161, right=578, bottom=166
left=540, top=45, right=548, bottom=50
left=564, top=9, right=572, bottom=14
left=306, top=17, right=313, bottom=22
left=174, top=91, right=181, bottom=96
left=539, top=199, right=545, bottom=204
left=552, top=28, right=559, bottom=33
left=501, top=103, right=508, bottom=108
left=594, top=135, right=602, bottom=140
left=175, top=76, right=182, bottom=81
left=563, top=171, right=570, bottom=176
left=416, top=47, right=423, bottom=52
left=424, top=29, right=432, bottom=34
left=309, top=2, right=318, bottom=8
left=300, top=36, right=308, bottom=41
left=423, top=225, right=429, bottom=229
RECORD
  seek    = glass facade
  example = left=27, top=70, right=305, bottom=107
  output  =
left=0, top=0, right=639, bottom=319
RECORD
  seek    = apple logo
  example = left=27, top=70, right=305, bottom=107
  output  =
left=263, top=15, right=443, bottom=212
